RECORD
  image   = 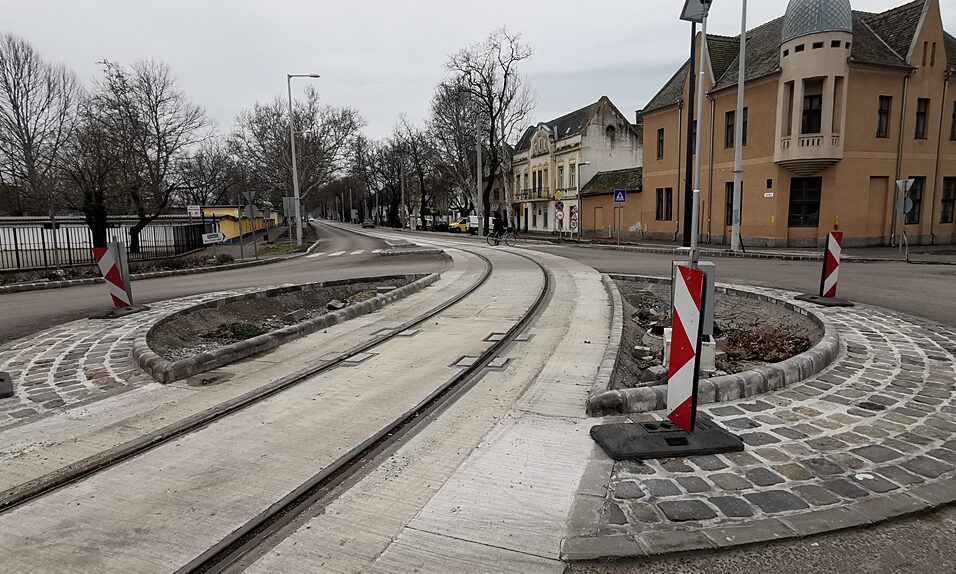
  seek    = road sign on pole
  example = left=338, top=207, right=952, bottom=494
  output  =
left=614, top=190, right=627, bottom=204
left=187, top=205, right=201, bottom=218
left=554, top=200, right=564, bottom=211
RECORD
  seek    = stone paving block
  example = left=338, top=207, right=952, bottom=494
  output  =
left=802, top=457, right=844, bottom=477
left=708, top=495, right=755, bottom=518
left=623, top=502, right=661, bottom=524
left=771, top=426, right=807, bottom=440
left=773, top=462, right=814, bottom=481
left=709, top=473, right=752, bottom=491
left=604, top=502, right=628, bottom=525
left=660, top=459, right=694, bottom=473
left=753, top=447, right=789, bottom=463
left=688, top=455, right=728, bottom=472
left=850, top=472, right=899, bottom=494
left=657, top=500, right=717, bottom=522
left=740, top=432, right=780, bottom=447
left=779, top=506, right=869, bottom=536
left=744, top=490, right=810, bottom=514
left=927, top=448, right=956, bottom=465
left=561, top=535, right=647, bottom=561
left=675, top=476, right=709, bottom=494
left=643, top=479, right=681, bottom=497
left=745, top=467, right=785, bottom=487
left=851, top=444, right=904, bottom=463
left=873, top=465, right=925, bottom=487
left=792, top=484, right=842, bottom=506
left=618, top=460, right=656, bottom=476
left=613, top=481, right=645, bottom=500
left=822, top=478, right=870, bottom=499
left=723, top=451, right=761, bottom=467
left=806, top=436, right=849, bottom=451
left=901, top=456, right=953, bottom=479
left=908, top=477, right=956, bottom=507
left=829, top=452, right=867, bottom=471
left=709, top=406, right=745, bottom=417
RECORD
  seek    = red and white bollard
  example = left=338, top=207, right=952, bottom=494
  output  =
left=819, top=231, right=843, bottom=298
left=666, top=265, right=706, bottom=433
left=92, top=243, right=132, bottom=308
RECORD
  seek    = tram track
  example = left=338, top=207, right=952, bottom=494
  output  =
left=0, top=247, right=492, bottom=515
left=179, top=246, right=554, bottom=573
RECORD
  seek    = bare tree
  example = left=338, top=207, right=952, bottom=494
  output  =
left=59, top=96, right=125, bottom=247
left=178, top=138, right=234, bottom=206
left=446, top=28, right=534, bottom=235
left=0, top=33, right=79, bottom=216
left=397, top=116, right=442, bottom=229
left=428, top=78, right=481, bottom=216
left=93, top=59, right=208, bottom=252
left=230, top=86, right=363, bottom=209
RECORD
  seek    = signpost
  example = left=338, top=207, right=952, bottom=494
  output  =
left=202, top=232, right=226, bottom=245
left=614, top=189, right=626, bottom=204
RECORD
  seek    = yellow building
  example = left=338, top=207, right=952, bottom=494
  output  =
left=641, top=0, right=956, bottom=247
left=201, top=206, right=282, bottom=242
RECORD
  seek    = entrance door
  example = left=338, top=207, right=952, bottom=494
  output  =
left=594, top=207, right=605, bottom=233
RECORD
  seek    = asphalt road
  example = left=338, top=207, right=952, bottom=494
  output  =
left=0, top=223, right=449, bottom=344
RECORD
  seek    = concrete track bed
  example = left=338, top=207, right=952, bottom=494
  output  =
left=588, top=275, right=841, bottom=416
left=133, top=273, right=438, bottom=383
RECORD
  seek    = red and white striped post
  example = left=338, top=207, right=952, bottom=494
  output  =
left=92, top=243, right=132, bottom=308
left=819, top=231, right=843, bottom=298
left=667, top=265, right=706, bottom=433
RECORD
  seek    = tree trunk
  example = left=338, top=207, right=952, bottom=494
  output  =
left=129, top=217, right=149, bottom=253
left=83, top=204, right=110, bottom=248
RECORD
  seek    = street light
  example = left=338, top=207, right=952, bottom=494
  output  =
left=575, top=161, right=592, bottom=242
left=287, top=73, right=320, bottom=247
left=680, top=0, right=714, bottom=262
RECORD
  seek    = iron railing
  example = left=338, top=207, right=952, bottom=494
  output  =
left=0, top=217, right=211, bottom=271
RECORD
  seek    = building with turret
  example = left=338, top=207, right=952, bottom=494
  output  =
left=637, top=0, right=955, bottom=247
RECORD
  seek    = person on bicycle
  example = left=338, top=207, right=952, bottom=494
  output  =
left=492, top=212, right=506, bottom=245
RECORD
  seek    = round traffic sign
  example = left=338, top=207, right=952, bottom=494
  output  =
left=904, top=197, right=914, bottom=214
left=555, top=211, right=565, bottom=221
left=554, top=200, right=564, bottom=211
left=569, top=219, right=578, bottom=230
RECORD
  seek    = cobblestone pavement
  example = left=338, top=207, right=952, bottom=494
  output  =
left=0, top=288, right=258, bottom=429
left=566, top=284, right=956, bottom=559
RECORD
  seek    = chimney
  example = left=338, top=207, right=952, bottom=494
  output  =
left=635, top=109, right=644, bottom=126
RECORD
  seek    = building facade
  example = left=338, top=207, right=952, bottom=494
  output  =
left=641, top=0, right=956, bottom=247
left=510, top=96, right=643, bottom=234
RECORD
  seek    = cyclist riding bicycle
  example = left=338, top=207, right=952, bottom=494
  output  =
left=491, top=215, right=506, bottom=245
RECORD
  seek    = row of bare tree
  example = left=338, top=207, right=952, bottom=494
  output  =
left=0, top=33, right=363, bottom=250
left=0, top=28, right=533, bottom=247
left=315, top=29, right=535, bottom=235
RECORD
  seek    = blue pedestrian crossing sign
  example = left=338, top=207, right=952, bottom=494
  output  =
left=613, top=189, right=627, bottom=204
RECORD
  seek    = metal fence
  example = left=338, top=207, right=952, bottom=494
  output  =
left=0, top=217, right=209, bottom=271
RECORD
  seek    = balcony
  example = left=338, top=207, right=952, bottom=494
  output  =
left=775, top=132, right=842, bottom=176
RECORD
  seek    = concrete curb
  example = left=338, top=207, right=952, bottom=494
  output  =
left=586, top=274, right=843, bottom=416
left=0, top=238, right=323, bottom=295
left=571, top=242, right=891, bottom=263
left=588, top=276, right=624, bottom=407
left=132, top=273, right=441, bottom=383
left=379, top=248, right=446, bottom=257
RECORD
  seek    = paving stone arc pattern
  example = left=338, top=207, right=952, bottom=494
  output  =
left=0, top=288, right=261, bottom=429
left=566, top=285, right=956, bottom=559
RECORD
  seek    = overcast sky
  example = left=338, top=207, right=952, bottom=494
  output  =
left=2, top=0, right=953, bottom=141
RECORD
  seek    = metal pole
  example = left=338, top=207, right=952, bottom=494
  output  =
left=731, top=0, right=747, bottom=252
left=683, top=22, right=698, bottom=247
left=400, top=164, right=406, bottom=229
left=476, top=130, right=482, bottom=234
left=691, top=7, right=710, bottom=264
left=238, top=202, right=245, bottom=262
left=349, top=188, right=353, bottom=223
left=288, top=75, right=303, bottom=247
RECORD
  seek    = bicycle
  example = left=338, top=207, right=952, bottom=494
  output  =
left=486, top=228, right=518, bottom=247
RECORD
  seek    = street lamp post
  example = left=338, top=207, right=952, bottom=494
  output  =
left=287, top=73, right=320, bottom=247
left=731, top=0, right=747, bottom=252
left=681, top=0, right=714, bottom=264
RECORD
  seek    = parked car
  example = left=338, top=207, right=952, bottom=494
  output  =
left=362, top=219, right=375, bottom=228
left=449, top=218, right=469, bottom=233
left=431, top=221, right=449, bottom=232
left=467, top=216, right=499, bottom=235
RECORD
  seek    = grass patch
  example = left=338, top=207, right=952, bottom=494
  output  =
left=201, top=322, right=268, bottom=342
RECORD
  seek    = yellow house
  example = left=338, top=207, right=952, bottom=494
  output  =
left=641, top=0, right=956, bottom=247
left=200, top=206, right=282, bottom=242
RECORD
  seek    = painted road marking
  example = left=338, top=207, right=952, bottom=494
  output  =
left=306, top=252, right=325, bottom=258
left=350, top=250, right=365, bottom=255
left=328, top=251, right=345, bottom=257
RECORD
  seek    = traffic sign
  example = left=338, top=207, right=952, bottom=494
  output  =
left=614, top=189, right=627, bottom=204
left=555, top=211, right=565, bottom=221
left=554, top=200, right=564, bottom=211
left=554, top=191, right=564, bottom=201
left=202, top=232, right=226, bottom=245
left=187, top=205, right=201, bottom=218
left=569, top=219, right=578, bottom=230
left=243, top=204, right=260, bottom=218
